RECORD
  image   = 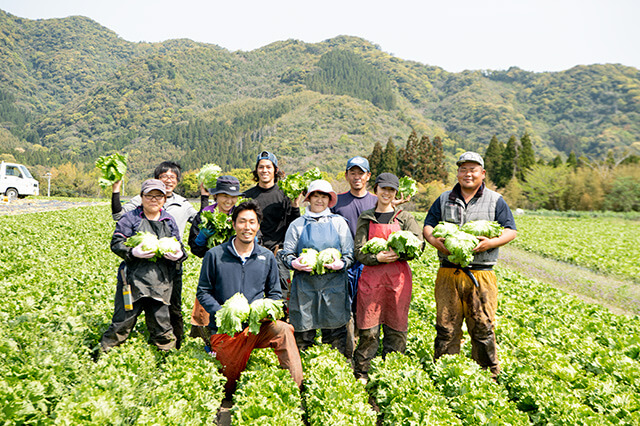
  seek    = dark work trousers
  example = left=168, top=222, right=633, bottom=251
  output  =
left=169, top=268, right=184, bottom=349
left=100, top=274, right=176, bottom=351
left=353, top=324, right=407, bottom=379
left=276, top=252, right=291, bottom=302
left=294, top=325, right=348, bottom=356
left=345, top=263, right=363, bottom=362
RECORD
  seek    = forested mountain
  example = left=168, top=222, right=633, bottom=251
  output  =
left=1, top=9, right=638, bottom=179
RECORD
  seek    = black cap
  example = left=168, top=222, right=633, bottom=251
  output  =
left=374, top=173, right=399, bottom=191
left=209, top=175, right=243, bottom=196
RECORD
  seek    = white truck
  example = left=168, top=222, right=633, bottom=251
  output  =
left=1, top=161, right=39, bottom=200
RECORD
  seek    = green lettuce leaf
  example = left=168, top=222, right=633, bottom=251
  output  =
left=432, top=222, right=460, bottom=238
left=398, top=176, right=418, bottom=199
left=361, top=237, right=388, bottom=255
left=247, top=298, right=284, bottom=335
left=196, top=163, right=222, bottom=190
left=215, top=292, right=251, bottom=336
left=460, top=220, right=503, bottom=238
left=95, top=153, right=127, bottom=188
left=444, top=231, right=479, bottom=267
left=387, top=230, right=423, bottom=260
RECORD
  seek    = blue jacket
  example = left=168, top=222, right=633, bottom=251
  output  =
left=196, top=239, right=282, bottom=332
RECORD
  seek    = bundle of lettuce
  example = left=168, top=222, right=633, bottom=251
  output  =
left=278, top=167, right=323, bottom=200
left=216, top=293, right=251, bottom=336
left=314, top=248, right=342, bottom=275
left=196, top=163, right=222, bottom=191
left=386, top=230, right=423, bottom=260
left=460, top=220, right=503, bottom=238
left=431, top=222, right=460, bottom=239
left=248, top=298, right=285, bottom=334
left=199, top=209, right=234, bottom=248
left=124, top=231, right=181, bottom=262
left=297, top=247, right=342, bottom=275
left=444, top=231, right=479, bottom=267
left=360, top=237, right=388, bottom=255
left=95, top=153, right=127, bottom=188
left=431, top=220, right=502, bottom=267
left=397, top=176, right=418, bottom=199
left=216, top=293, right=285, bottom=336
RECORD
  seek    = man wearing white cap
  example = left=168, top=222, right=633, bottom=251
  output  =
left=423, top=151, right=517, bottom=378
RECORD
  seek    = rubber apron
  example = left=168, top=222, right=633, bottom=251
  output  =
left=289, top=216, right=350, bottom=332
left=356, top=219, right=413, bottom=332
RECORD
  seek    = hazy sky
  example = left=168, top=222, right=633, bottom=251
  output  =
left=0, top=0, right=638, bottom=73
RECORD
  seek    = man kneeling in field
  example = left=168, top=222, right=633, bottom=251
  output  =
left=196, top=200, right=303, bottom=395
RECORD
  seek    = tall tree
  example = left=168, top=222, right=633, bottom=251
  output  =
left=496, top=135, right=518, bottom=188
left=484, top=135, right=504, bottom=185
left=413, top=134, right=433, bottom=183
left=517, top=132, right=536, bottom=180
left=381, top=137, right=398, bottom=174
left=368, top=141, right=384, bottom=177
left=566, top=151, right=578, bottom=169
left=431, top=136, right=448, bottom=184
left=549, top=155, right=563, bottom=167
left=398, top=130, right=419, bottom=177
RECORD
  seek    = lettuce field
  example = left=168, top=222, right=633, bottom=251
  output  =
left=1, top=205, right=640, bottom=425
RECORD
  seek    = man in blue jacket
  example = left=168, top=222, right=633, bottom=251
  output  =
left=196, top=200, right=302, bottom=395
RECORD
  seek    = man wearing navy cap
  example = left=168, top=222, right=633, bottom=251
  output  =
left=244, top=151, right=301, bottom=301
left=331, top=156, right=378, bottom=361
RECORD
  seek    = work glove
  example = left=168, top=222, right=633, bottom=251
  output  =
left=132, top=245, right=156, bottom=259
left=194, top=227, right=214, bottom=247
left=163, top=249, right=183, bottom=261
left=292, top=257, right=313, bottom=273
left=323, top=258, right=345, bottom=271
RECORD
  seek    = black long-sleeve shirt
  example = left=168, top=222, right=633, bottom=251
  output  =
left=244, top=184, right=300, bottom=252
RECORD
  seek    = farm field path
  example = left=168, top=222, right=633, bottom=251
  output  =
left=0, top=198, right=107, bottom=215
left=500, top=245, right=640, bottom=316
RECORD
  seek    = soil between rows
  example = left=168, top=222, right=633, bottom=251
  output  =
left=500, top=245, right=640, bottom=316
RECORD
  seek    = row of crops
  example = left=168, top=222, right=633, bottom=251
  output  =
left=509, top=214, right=640, bottom=283
left=1, top=205, right=639, bottom=424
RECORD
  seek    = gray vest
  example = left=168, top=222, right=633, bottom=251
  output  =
left=438, top=187, right=502, bottom=266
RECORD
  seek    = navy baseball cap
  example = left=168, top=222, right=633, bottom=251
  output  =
left=256, top=151, right=278, bottom=168
left=345, top=156, right=370, bottom=173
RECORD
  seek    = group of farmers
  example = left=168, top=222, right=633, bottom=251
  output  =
left=99, top=148, right=517, bottom=394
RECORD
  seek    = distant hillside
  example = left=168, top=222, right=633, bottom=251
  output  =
left=1, top=9, right=639, bottom=179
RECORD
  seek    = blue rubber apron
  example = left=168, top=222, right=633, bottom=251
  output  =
left=289, top=216, right=350, bottom=332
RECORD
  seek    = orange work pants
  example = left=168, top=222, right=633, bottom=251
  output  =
left=210, top=320, right=303, bottom=394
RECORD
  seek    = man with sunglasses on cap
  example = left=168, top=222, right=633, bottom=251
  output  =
left=423, top=151, right=517, bottom=379
left=244, top=151, right=301, bottom=302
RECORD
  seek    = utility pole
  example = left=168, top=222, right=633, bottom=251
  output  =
left=45, top=172, right=52, bottom=197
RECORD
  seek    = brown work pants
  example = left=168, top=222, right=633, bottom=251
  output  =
left=210, top=320, right=303, bottom=394
left=433, top=267, right=500, bottom=376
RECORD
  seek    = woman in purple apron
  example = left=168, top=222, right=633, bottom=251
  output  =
left=353, top=173, right=423, bottom=382
left=280, top=180, right=354, bottom=355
